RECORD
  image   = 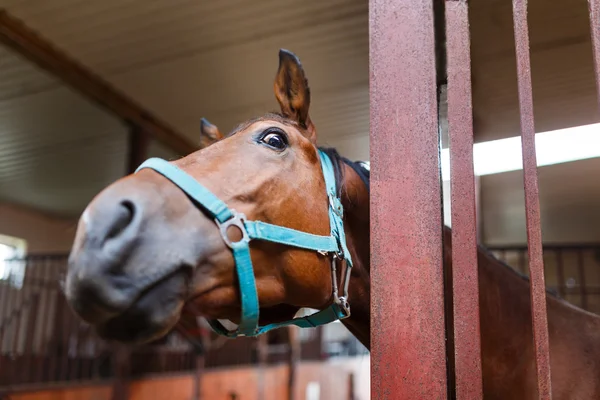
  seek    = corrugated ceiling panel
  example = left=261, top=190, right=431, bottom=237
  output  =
left=0, top=46, right=128, bottom=217
left=2, top=0, right=367, bottom=75
left=2, top=0, right=369, bottom=146
left=0, top=46, right=59, bottom=102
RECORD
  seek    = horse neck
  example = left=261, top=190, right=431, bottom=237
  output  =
left=469, top=231, right=600, bottom=395
left=337, top=161, right=371, bottom=349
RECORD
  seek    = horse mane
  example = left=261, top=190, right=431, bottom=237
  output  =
left=319, top=145, right=561, bottom=300
left=477, top=243, right=561, bottom=298
left=317, top=146, right=370, bottom=198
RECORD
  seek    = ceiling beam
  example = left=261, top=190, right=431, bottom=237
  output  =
left=0, top=9, right=196, bottom=156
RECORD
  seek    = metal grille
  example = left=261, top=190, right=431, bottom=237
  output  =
left=370, top=0, right=600, bottom=398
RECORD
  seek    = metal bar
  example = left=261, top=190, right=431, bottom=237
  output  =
left=287, top=327, right=300, bottom=400
left=111, top=344, right=131, bottom=400
left=36, top=258, right=52, bottom=383
left=0, top=10, right=194, bottom=156
left=370, top=0, right=447, bottom=398
left=23, top=294, right=40, bottom=384
left=8, top=288, right=21, bottom=386
left=193, top=353, right=204, bottom=400
left=348, top=373, right=356, bottom=400
left=556, top=250, right=566, bottom=298
left=47, top=290, right=63, bottom=382
left=256, top=335, right=268, bottom=400
left=577, top=251, right=588, bottom=310
left=445, top=0, right=484, bottom=398
left=519, top=250, right=527, bottom=275
left=59, top=297, right=73, bottom=382
left=512, top=0, right=553, bottom=397
left=589, top=0, right=600, bottom=110
left=127, top=126, right=150, bottom=174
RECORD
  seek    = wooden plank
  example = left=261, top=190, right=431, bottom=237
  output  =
left=0, top=9, right=195, bottom=157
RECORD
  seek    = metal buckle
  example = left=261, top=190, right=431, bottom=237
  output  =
left=329, top=195, right=344, bottom=218
left=330, top=253, right=351, bottom=319
left=215, top=211, right=250, bottom=249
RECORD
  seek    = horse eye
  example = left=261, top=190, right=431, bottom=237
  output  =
left=261, top=132, right=287, bottom=150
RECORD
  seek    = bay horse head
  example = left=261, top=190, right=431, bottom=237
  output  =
left=65, top=49, right=371, bottom=345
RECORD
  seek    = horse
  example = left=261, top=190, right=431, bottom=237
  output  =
left=64, top=49, right=600, bottom=398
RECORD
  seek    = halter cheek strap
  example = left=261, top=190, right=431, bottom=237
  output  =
left=135, top=150, right=353, bottom=337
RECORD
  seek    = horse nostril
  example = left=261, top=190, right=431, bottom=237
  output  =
left=106, top=200, right=136, bottom=241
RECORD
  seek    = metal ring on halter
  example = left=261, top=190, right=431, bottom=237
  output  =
left=215, top=211, right=250, bottom=249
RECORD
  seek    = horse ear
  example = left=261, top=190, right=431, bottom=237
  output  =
left=274, top=49, right=316, bottom=142
left=199, top=118, right=224, bottom=148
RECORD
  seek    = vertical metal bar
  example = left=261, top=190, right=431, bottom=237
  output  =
left=519, top=250, right=527, bottom=275
left=256, top=335, right=268, bottom=400
left=0, top=273, right=12, bottom=380
left=370, top=0, right=447, bottom=398
left=556, top=250, right=566, bottom=298
left=127, top=126, right=150, bottom=175
left=588, top=0, right=600, bottom=109
left=36, top=258, right=52, bottom=383
left=193, top=352, right=204, bottom=400
left=23, top=294, right=39, bottom=383
left=445, top=0, right=484, bottom=398
left=348, top=373, right=356, bottom=400
left=111, top=344, right=130, bottom=400
left=60, top=297, right=72, bottom=382
left=512, top=0, right=553, bottom=397
left=287, top=327, right=300, bottom=400
left=577, top=251, right=588, bottom=310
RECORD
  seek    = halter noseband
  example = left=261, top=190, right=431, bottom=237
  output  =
left=135, top=149, right=353, bottom=337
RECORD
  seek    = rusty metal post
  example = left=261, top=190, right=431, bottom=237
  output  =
left=512, top=0, right=553, bottom=398
left=445, top=0, right=484, bottom=398
left=588, top=0, right=600, bottom=110
left=370, top=0, right=448, bottom=398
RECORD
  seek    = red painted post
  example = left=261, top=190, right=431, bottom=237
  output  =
left=445, top=0, right=484, bottom=398
left=588, top=0, right=600, bottom=110
left=512, top=0, right=553, bottom=398
left=370, top=0, right=448, bottom=398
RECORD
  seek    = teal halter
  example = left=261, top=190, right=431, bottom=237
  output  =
left=135, top=149, right=353, bottom=337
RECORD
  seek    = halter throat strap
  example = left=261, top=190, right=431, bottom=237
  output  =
left=135, top=150, right=353, bottom=337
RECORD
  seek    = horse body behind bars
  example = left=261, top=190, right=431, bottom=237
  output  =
left=64, top=50, right=600, bottom=399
